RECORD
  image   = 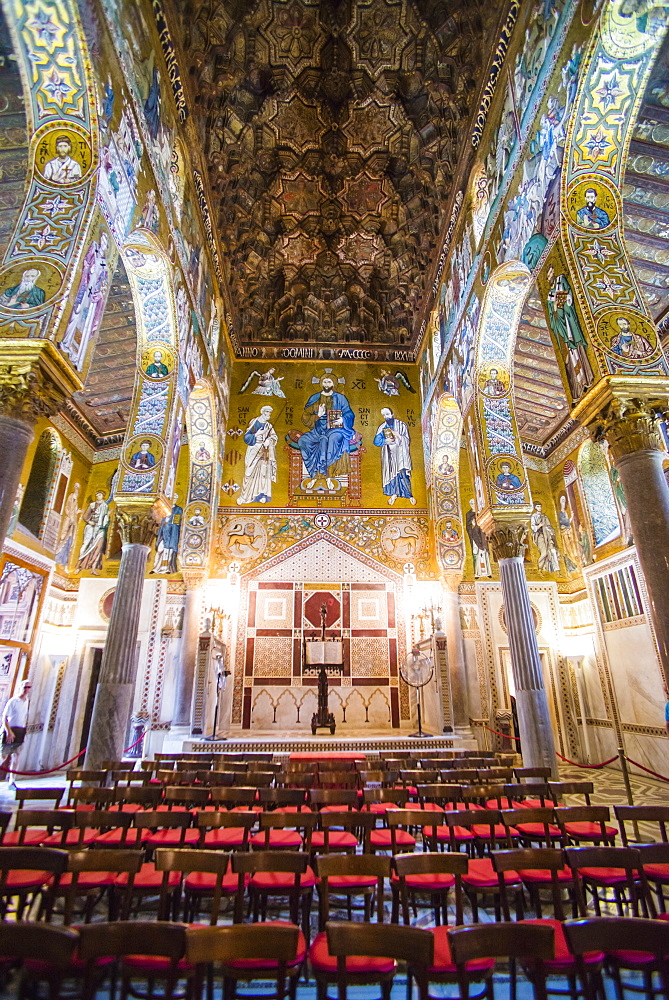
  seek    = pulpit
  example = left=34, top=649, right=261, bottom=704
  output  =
left=304, top=604, right=343, bottom=735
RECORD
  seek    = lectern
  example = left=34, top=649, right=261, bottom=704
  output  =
left=304, top=604, right=343, bottom=735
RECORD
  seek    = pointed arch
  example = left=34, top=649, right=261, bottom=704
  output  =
left=469, top=261, right=533, bottom=523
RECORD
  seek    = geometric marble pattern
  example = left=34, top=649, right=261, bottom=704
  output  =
left=350, top=635, right=389, bottom=677
left=350, top=592, right=387, bottom=629
left=253, top=636, right=293, bottom=677
left=255, top=591, right=293, bottom=629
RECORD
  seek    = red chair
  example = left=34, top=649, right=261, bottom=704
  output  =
left=13, top=810, right=74, bottom=848
left=447, top=921, right=555, bottom=1000
left=555, top=806, right=617, bottom=847
left=249, top=811, right=316, bottom=851
left=370, top=808, right=424, bottom=854
left=137, top=809, right=200, bottom=849
left=0, top=846, right=68, bottom=921
left=231, top=850, right=314, bottom=943
left=0, top=922, right=78, bottom=999
left=566, top=845, right=654, bottom=917
left=196, top=810, right=256, bottom=850
left=392, top=850, right=467, bottom=927
left=450, top=812, right=522, bottom=921
left=315, top=853, right=390, bottom=929
left=155, top=848, right=234, bottom=924
left=316, top=921, right=433, bottom=1000
left=311, top=810, right=374, bottom=855
left=186, top=922, right=303, bottom=1000
left=564, top=916, right=669, bottom=1000
left=501, top=808, right=562, bottom=848
left=82, top=921, right=197, bottom=1000
left=637, top=843, right=669, bottom=915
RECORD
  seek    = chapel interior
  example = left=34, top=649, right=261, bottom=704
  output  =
left=2, top=0, right=669, bottom=992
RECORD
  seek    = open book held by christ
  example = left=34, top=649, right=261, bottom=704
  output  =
left=326, top=409, right=343, bottom=429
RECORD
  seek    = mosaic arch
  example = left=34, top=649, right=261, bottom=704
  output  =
left=114, top=234, right=180, bottom=504
left=179, top=378, right=219, bottom=574
left=0, top=0, right=98, bottom=343
left=430, top=394, right=464, bottom=574
left=470, top=261, right=533, bottom=520
left=561, top=0, right=669, bottom=384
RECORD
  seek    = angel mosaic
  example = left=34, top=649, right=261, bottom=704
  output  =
left=373, top=370, right=416, bottom=396
left=239, top=367, right=286, bottom=397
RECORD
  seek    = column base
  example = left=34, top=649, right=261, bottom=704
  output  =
left=84, top=682, right=134, bottom=769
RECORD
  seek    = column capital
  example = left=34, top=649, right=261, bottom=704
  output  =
left=116, top=502, right=161, bottom=547
left=487, top=521, right=528, bottom=562
left=0, top=340, right=82, bottom=424
left=592, top=396, right=665, bottom=462
left=182, top=569, right=207, bottom=591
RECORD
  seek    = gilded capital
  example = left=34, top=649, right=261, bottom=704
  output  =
left=116, top=504, right=160, bottom=547
left=594, top=397, right=664, bottom=461
left=488, top=522, right=528, bottom=562
left=0, top=361, right=64, bottom=423
left=182, top=568, right=207, bottom=591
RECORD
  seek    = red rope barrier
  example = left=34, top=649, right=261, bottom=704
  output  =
left=555, top=752, right=618, bottom=769
left=482, top=724, right=617, bottom=769
left=0, top=727, right=148, bottom=777
left=625, top=755, right=669, bottom=784
left=482, top=724, right=520, bottom=742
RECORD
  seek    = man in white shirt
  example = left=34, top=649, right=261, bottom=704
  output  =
left=1, top=679, right=31, bottom=788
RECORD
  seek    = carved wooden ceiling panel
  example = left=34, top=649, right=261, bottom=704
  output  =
left=176, top=0, right=502, bottom=352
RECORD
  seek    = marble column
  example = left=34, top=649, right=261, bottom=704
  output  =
left=489, top=524, right=558, bottom=776
left=173, top=571, right=206, bottom=728
left=597, top=398, right=669, bottom=686
left=85, top=508, right=157, bottom=769
left=441, top=573, right=470, bottom=728
left=0, top=415, right=33, bottom=551
left=0, top=360, right=65, bottom=553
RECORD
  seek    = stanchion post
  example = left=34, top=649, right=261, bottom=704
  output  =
left=618, top=746, right=640, bottom=842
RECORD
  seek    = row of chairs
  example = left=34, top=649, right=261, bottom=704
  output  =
left=3, top=849, right=669, bottom=1000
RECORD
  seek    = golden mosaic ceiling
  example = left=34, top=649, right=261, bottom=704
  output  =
left=175, top=0, right=504, bottom=352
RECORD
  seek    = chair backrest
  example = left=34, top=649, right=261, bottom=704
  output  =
left=164, top=786, right=210, bottom=808
left=442, top=769, right=478, bottom=783
left=0, top=922, right=78, bottom=964
left=77, top=920, right=188, bottom=961
left=186, top=922, right=299, bottom=967
left=197, top=809, right=256, bottom=849
left=316, top=854, right=390, bottom=923
left=563, top=916, right=669, bottom=974
left=63, top=849, right=143, bottom=923
left=399, top=770, right=439, bottom=786
left=637, top=842, right=669, bottom=866
left=318, top=759, right=358, bottom=772
left=210, top=786, right=257, bottom=808
left=320, top=811, right=376, bottom=851
left=0, top=811, right=9, bottom=837
left=504, top=783, right=551, bottom=806
left=134, top=811, right=193, bottom=844
left=258, top=787, right=308, bottom=810
left=0, top=846, right=69, bottom=881
left=492, top=848, right=571, bottom=920
left=257, top=810, right=316, bottom=848
left=102, top=761, right=135, bottom=771
left=448, top=921, right=554, bottom=968
left=70, top=786, right=115, bottom=810
left=326, top=921, right=433, bottom=1000
left=239, top=772, right=275, bottom=787
left=72, top=809, right=133, bottom=843
left=565, top=845, right=653, bottom=917
left=614, top=805, right=669, bottom=845
left=548, top=781, right=593, bottom=804
left=446, top=808, right=501, bottom=843
left=230, top=850, right=309, bottom=923
left=359, top=770, right=399, bottom=787
left=249, top=761, right=282, bottom=773
left=115, top=785, right=162, bottom=809
left=14, top=810, right=74, bottom=846
left=155, top=848, right=230, bottom=924
left=200, top=770, right=235, bottom=786
left=66, top=769, right=107, bottom=785
left=500, top=808, right=557, bottom=846
left=309, top=788, right=359, bottom=810
left=514, top=767, right=551, bottom=781
left=415, top=784, right=462, bottom=807
left=394, top=851, right=466, bottom=924
left=15, top=787, right=64, bottom=809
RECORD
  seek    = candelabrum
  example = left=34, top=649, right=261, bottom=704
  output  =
left=206, top=606, right=230, bottom=641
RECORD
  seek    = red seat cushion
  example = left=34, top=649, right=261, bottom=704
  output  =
left=202, top=828, right=248, bottom=847
left=144, top=829, right=200, bottom=847
left=424, top=825, right=474, bottom=842
left=471, top=824, right=518, bottom=839
left=517, top=799, right=556, bottom=809
left=42, top=830, right=99, bottom=847
left=518, top=865, right=573, bottom=884
left=25, top=955, right=114, bottom=974
left=184, top=870, right=245, bottom=894
left=318, top=874, right=377, bottom=890
left=251, top=868, right=316, bottom=891
left=369, top=829, right=416, bottom=848
left=485, top=798, right=514, bottom=810
left=607, top=950, right=659, bottom=967
left=271, top=806, right=312, bottom=814
left=644, top=864, right=669, bottom=882
left=1, top=831, right=47, bottom=846
left=429, top=926, right=495, bottom=975
left=93, top=828, right=148, bottom=846
left=462, top=859, right=520, bottom=889
left=578, top=867, right=630, bottom=884
left=311, top=831, right=357, bottom=849
left=521, top=920, right=603, bottom=969
left=249, top=830, right=303, bottom=848
left=1, top=870, right=53, bottom=890
left=515, top=823, right=562, bottom=839
left=563, top=822, right=617, bottom=839
left=309, top=931, right=394, bottom=975
left=115, top=863, right=180, bottom=889
left=122, top=956, right=194, bottom=974
left=228, top=922, right=306, bottom=971
left=57, top=871, right=116, bottom=889
left=391, top=872, right=455, bottom=891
